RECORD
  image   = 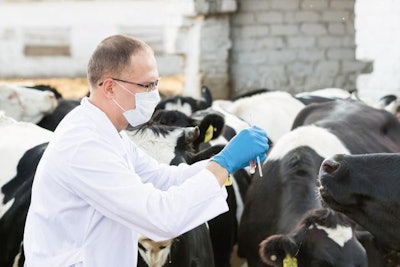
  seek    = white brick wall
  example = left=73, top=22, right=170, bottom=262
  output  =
left=230, top=0, right=370, bottom=96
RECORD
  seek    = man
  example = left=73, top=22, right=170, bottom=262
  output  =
left=23, top=34, right=269, bottom=267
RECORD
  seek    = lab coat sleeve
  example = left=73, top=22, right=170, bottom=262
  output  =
left=62, top=138, right=228, bottom=242
left=126, top=137, right=214, bottom=190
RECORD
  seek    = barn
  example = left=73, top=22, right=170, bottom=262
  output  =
left=1, top=1, right=400, bottom=267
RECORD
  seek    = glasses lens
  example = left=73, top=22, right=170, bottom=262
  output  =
left=148, top=79, right=159, bottom=91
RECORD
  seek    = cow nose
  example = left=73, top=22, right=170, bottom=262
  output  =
left=321, top=158, right=340, bottom=174
left=185, top=126, right=200, bottom=143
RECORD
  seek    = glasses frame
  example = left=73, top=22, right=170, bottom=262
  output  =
left=98, top=77, right=160, bottom=92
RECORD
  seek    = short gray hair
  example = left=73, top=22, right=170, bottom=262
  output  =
left=87, top=34, right=153, bottom=88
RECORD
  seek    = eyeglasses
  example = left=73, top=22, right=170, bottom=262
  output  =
left=98, top=77, right=160, bottom=92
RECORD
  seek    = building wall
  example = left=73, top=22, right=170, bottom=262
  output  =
left=1, top=0, right=399, bottom=101
left=229, top=0, right=371, bottom=97
left=0, top=1, right=184, bottom=89
left=356, top=0, right=400, bottom=101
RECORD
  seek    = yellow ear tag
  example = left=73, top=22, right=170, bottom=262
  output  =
left=283, top=254, right=298, bottom=267
left=204, top=125, right=214, bottom=143
left=224, top=175, right=233, bottom=186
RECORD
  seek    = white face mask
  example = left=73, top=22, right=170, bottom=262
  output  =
left=112, top=81, right=160, bottom=127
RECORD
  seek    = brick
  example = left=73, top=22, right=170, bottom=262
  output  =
left=297, top=49, right=326, bottom=61
left=270, top=24, right=299, bottom=35
left=256, top=37, right=286, bottom=49
left=266, top=50, right=297, bottom=64
left=287, top=61, right=314, bottom=76
left=295, top=11, right=321, bottom=22
left=301, top=0, right=329, bottom=10
left=342, top=60, right=370, bottom=73
left=231, top=13, right=256, bottom=26
left=328, top=22, right=346, bottom=35
left=233, top=25, right=270, bottom=38
left=315, top=61, right=340, bottom=76
left=255, top=11, right=284, bottom=24
left=330, top=0, right=355, bottom=10
left=322, top=11, right=351, bottom=22
left=287, top=36, right=316, bottom=48
left=300, top=23, right=327, bottom=35
left=327, top=48, right=355, bottom=60
left=317, top=36, right=342, bottom=47
left=270, top=0, right=300, bottom=10
left=239, top=0, right=270, bottom=11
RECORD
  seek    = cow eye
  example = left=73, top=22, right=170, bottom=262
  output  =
left=159, top=245, right=166, bottom=249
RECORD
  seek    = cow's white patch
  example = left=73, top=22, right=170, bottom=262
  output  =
left=222, top=91, right=305, bottom=143
left=268, top=125, right=351, bottom=160
left=126, top=128, right=182, bottom=164
left=0, top=198, right=14, bottom=217
left=231, top=176, right=244, bottom=223
left=315, top=223, right=353, bottom=247
left=0, top=113, right=53, bottom=216
left=295, top=88, right=352, bottom=99
left=0, top=83, right=57, bottom=123
left=138, top=236, right=173, bottom=267
left=165, top=100, right=192, bottom=116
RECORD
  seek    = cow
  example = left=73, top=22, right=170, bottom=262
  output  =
left=24, top=84, right=82, bottom=131
left=37, top=98, right=81, bottom=131
left=0, top=83, right=58, bottom=123
left=150, top=109, right=225, bottom=152
left=373, top=94, right=400, bottom=120
left=319, top=153, right=400, bottom=265
left=0, top=112, right=53, bottom=216
left=258, top=208, right=368, bottom=267
left=238, top=99, right=400, bottom=266
left=0, top=120, right=218, bottom=267
left=155, top=85, right=213, bottom=116
left=213, top=91, right=305, bottom=143
left=150, top=107, right=249, bottom=267
left=0, top=112, right=53, bottom=267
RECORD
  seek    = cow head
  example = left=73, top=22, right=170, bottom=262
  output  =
left=125, top=123, right=200, bottom=164
left=155, top=85, right=212, bottom=116
left=319, top=153, right=400, bottom=251
left=259, top=208, right=368, bottom=267
left=0, top=83, right=58, bottom=123
left=138, top=235, right=173, bottom=267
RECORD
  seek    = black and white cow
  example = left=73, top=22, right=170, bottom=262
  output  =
left=259, top=208, right=367, bottom=267
left=37, top=98, right=81, bottom=131
left=238, top=99, right=400, bottom=266
left=150, top=103, right=254, bottom=267
left=213, top=91, right=305, bottom=143
left=0, top=83, right=58, bottom=123
left=26, top=84, right=82, bottom=131
left=150, top=109, right=225, bottom=152
left=156, top=85, right=213, bottom=116
left=319, top=152, right=400, bottom=266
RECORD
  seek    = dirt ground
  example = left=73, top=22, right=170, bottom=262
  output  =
left=0, top=75, right=184, bottom=98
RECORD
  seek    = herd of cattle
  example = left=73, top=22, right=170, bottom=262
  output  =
left=1, top=82, right=400, bottom=267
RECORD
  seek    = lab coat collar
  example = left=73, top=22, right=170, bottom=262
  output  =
left=80, top=97, right=127, bottom=153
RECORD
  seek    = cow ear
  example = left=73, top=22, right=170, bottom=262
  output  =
left=259, top=234, right=298, bottom=267
left=197, top=113, right=225, bottom=143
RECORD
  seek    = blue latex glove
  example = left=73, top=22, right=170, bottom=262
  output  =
left=212, top=126, right=269, bottom=174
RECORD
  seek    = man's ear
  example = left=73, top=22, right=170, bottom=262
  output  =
left=102, top=79, right=115, bottom=99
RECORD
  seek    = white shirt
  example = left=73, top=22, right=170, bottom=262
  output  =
left=23, top=97, right=228, bottom=267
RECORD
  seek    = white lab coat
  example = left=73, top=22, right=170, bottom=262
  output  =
left=23, top=97, right=228, bottom=267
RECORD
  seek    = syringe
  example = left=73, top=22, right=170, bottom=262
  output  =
left=248, top=115, right=263, bottom=177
